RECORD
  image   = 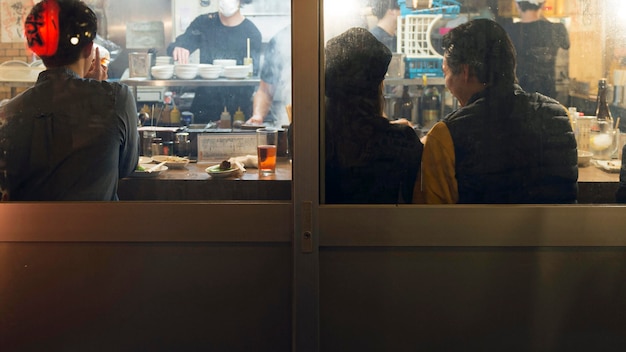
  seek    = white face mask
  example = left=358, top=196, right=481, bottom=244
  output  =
left=219, top=0, right=240, bottom=17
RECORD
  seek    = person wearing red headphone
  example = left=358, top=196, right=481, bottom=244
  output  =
left=0, top=0, right=139, bottom=201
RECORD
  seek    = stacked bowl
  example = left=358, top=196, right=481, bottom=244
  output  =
left=174, top=64, right=198, bottom=80
left=213, top=59, right=237, bottom=77
left=223, top=65, right=250, bottom=79
left=155, top=56, right=172, bottom=65
left=151, top=65, right=174, bottom=80
left=198, top=64, right=223, bottom=79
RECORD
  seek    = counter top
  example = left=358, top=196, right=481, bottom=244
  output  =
left=578, top=163, right=619, bottom=182
left=118, top=159, right=291, bottom=201
left=118, top=159, right=620, bottom=203
left=578, top=163, right=619, bottom=203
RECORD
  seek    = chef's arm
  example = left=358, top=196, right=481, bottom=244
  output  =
left=247, top=80, right=276, bottom=124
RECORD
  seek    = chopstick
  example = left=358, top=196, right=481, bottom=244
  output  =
left=146, top=161, right=167, bottom=173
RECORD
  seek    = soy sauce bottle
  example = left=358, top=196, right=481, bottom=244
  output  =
left=394, top=86, right=413, bottom=121
left=595, top=78, right=613, bottom=132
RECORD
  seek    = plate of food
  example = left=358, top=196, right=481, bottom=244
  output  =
left=151, top=155, right=190, bottom=169
left=206, top=160, right=239, bottom=178
left=592, top=159, right=622, bottom=173
left=131, top=163, right=168, bottom=178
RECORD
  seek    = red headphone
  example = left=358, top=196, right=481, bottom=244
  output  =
left=24, top=0, right=61, bottom=57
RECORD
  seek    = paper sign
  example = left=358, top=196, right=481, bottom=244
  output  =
left=197, top=133, right=257, bottom=160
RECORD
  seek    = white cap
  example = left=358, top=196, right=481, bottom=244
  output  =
left=515, top=0, right=543, bottom=5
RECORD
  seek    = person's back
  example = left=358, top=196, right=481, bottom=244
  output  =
left=505, top=0, right=569, bottom=98
left=0, top=0, right=138, bottom=201
left=325, top=27, right=423, bottom=204
left=414, top=19, right=576, bottom=204
left=325, top=114, right=422, bottom=204
left=0, top=69, right=138, bottom=200
left=443, top=86, right=577, bottom=203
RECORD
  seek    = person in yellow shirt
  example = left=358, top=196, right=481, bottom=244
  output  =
left=413, top=19, right=577, bottom=204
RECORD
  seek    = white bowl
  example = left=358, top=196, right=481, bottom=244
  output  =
left=213, top=59, right=237, bottom=67
left=155, top=56, right=172, bottom=64
left=198, top=64, right=222, bottom=79
left=151, top=65, right=174, bottom=72
left=152, top=71, right=174, bottom=79
left=174, top=64, right=198, bottom=79
left=222, top=65, right=249, bottom=79
left=152, top=155, right=190, bottom=169
left=199, top=70, right=221, bottom=79
left=151, top=65, right=174, bottom=79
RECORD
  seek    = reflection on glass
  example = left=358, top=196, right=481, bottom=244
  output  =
left=0, top=0, right=293, bottom=203
left=323, top=0, right=625, bottom=204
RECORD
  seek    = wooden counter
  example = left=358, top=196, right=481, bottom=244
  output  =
left=118, top=159, right=292, bottom=201
left=117, top=159, right=620, bottom=203
left=578, top=163, right=619, bottom=204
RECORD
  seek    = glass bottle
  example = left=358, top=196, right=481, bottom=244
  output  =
left=420, top=85, right=440, bottom=130
left=595, top=78, right=613, bottom=131
left=220, top=106, right=232, bottom=129
left=590, top=79, right=617, bottom=159
left=399, top=86, right=414, bottom=121
left=174, top=132, right=191, bottom=158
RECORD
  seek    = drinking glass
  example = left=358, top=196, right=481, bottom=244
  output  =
left=257, top=128, right=278, bottom=175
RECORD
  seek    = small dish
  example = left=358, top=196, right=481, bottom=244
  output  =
left=131, top=163, right=168, bottom=178
left=138, top=156, right=153, bottom=164
left=152, top=155, right=190, bottom=169
left=206, top=164, right=239, bottom=178
left=592, top=159, right=621, bottom=173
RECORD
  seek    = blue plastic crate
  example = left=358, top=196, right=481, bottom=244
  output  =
left=405, top=57, right=443, bottom=78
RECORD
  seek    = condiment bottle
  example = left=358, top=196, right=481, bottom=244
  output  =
left=170, top=104, right=181, bottom=126
left=151, top=137, right=163, bottom=156
left=419, top=75, right=440, bottom=130
left=233, top=107, right=245, bottom=128
left=174, top=132, right=191, bottom=157
left=220, top=106, right=232, bottom=129
left=595, top=78, right=613, bottom=132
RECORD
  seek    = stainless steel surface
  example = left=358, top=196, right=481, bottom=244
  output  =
left=103, top=0, right=172, bottom=78
left=121, top=78, right=261, bottom=87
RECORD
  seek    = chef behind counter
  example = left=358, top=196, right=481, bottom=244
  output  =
left=166, top=0, right=261, bottom=125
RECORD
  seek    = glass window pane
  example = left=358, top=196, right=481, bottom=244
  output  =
left=322, top=0, right=623, bottom=205
left=0, top=0, right=292, bottom=202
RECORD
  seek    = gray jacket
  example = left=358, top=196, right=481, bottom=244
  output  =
left=0, top=68, right=139, bottom=201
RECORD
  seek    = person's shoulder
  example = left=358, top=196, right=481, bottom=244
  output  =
left=78, top=79, right=132, bottom=103
left=370, top=26, right=384, bottom=36
left=197, top=12, right=219, bottom=24
left=242, top=18, right=262, bottom=34
left=516, top=89, right=567, bottom=115
left=386, top=123, right=422, bottom=144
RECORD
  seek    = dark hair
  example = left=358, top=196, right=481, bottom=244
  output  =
left=516, top=1, right=543, bottom=12
left=241, top=0, right=253, bottom=5
left=325, top=27, right=391, bottom=100
left=371, top=0, right=400, bottom=19
left=26, top=0, right=97, bottom=67
left=442, top=19, right=517, bottom=87
left=325, top=28, right=392, bottom=166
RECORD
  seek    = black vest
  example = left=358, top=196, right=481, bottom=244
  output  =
left=445, top=86, right=577, bottom=204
